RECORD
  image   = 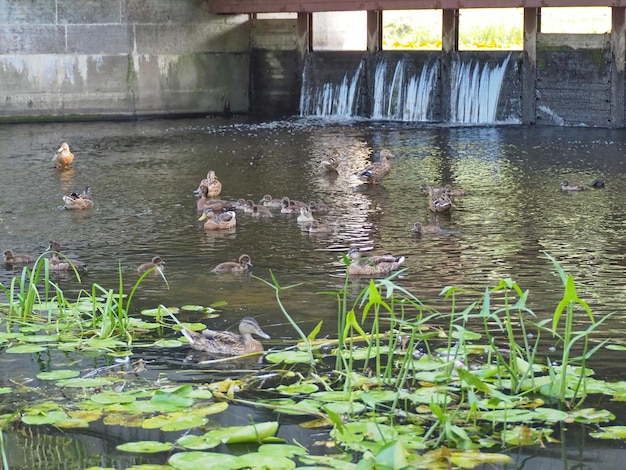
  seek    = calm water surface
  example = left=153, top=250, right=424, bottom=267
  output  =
left=2, top=117, right=626, bottom=467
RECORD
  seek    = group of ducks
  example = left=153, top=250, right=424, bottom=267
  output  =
left=3, top=240, right=87, bottom=272
left=177, top=149, right=409, bottom=355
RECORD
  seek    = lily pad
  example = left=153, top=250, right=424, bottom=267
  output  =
left=169, top=451, right=239, bottom=469
left=37, top=369, right=80, bottom=381
left=117, top=441, right=174, bottom=453
left=56, top=377, right=113, bottom=388
left=22, top=410, right=69, bottom=425
left=265, top=350, right=316, bottom=364
left=142, top=413, right=208, bottom=432
left=6, top=344, right=46, bottom=354
left=235, top=453, right=295, bottom=470
left=91, top=392, right=137, bottom=405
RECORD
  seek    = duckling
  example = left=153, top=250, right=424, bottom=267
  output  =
left=138, top=256, right=165, bottom=276
left=198, top=210, right=237, bottom=230
left=235, top=198, right=250, bottom=211
left=561, top=180, right=585, bottom=191
left=181, top=316, right=270, bottom=356
left=47, top=240, right=87, bottom=271
left=297, top=207, right=315, bottom=224
left=251, top=204, right=273, bottom=218
left=418, top=183, right=445, bottom=197
left=196, top=170, right=222, bottom=197
left=244, top=199, right=271, bottom=217
left=3, top=250, right=35, bottom=266
left=308, top=200, right=330, bottom=215
left=63, top=186, right=94, bottom=210
left=411, top=221, right=442, bottom=235
left=52, top=142, right=75, bottom=169
left=212, top=254, right=253, bottom=273
left=355, top=149, right=393, bottom=185
left=307, top=219, right=334, bottom=234
left=444, top=184, right=469, bottom=197
left=281, top=197, right=306, bottom=214
left=320, top=151, right=340, bottom=173
left=347, top=247, right=406, bottom=277
left=259, top=194, right=282, bottom=209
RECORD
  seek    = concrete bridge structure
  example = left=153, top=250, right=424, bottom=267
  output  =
left=1, top=0, right=624, bottom=127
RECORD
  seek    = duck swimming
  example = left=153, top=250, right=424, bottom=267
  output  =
left=196, top=170, right=222, bottom=197
left=138, top=256, right=165, bottom=276
left=355, top=149, right=393, bottom=185
left=52, top=142, right=75, bottom=169
left=47, top=240, right=87, bottom=271
left=346, top=247, right=406, bottom=277
left=259, top=194, right=282, bottom=209
left=181, top=316, right=270, bottom=356
left=320, top=151, right=340, bottom=173
left=3, top=250, right=35, bottom=266
left=63, top=186, right=94, bottom=210
left=212, top=254, right=252, bottom=273
left=199, top=210, right=237, bottom=230
left=411, top=221, right=442, bottom=235
left=561, top=180, right=585, bottom=191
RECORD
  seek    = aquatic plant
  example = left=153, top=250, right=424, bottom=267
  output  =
left=0, top=252, right=622, bottom=468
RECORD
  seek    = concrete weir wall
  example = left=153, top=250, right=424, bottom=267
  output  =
left=0, top=0, right=251, bottom=120
left=2, top=3, right=626, bottom=127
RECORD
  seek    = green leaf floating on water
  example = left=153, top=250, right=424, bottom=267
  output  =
left=22, top=410, right=69, bottom=425
left=117, top=441, right=173, bottom=453
left=257, top=443, right=308, bottom=458
left=202, top=421, right=279, bottom=446
left=56, top=378, right=114, bottom=388
left=0, top=387, right=11, bottom=395
left=91, top=391, right=137, bottom=405
left=590, top=425, right=626, bottom=439
left=234, top=453, right=296, bottom=470
left=142, top=412, right=208, bottom=431
left=169, top=451, right=239, bottom=469
left=265, top=350, right=316, bottom=364
left=5, top=344, right=46, bottom=354
left=37, top=369, right=80, bottom=381
left=276, top=383, right=319, bottom=395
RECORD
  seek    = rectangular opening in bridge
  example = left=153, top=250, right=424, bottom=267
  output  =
left=312, top=11, right=366, bottom=51
left=458, top=8, right=523, bottom=51
left=382, top=10, right=442, bottom=50
left=540, top=7, right=611, bottom=33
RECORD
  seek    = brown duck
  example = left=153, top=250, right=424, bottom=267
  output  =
left=181, top=317, right=270, bottom=356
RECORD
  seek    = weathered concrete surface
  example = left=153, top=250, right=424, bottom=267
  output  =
left=536, top=33, right=612, bottom=126
left=250, top=19, right=301, bottom=117
left=0, top=0, right=250, bottom=120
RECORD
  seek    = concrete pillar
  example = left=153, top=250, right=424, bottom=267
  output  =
left=522, top=8, right=539, bottom=125
left=440, top=9, right=459, bottom=122
left=365, top=11, right=382, bottom=117
left=611, top=7, right=626, bottom=128
left=367, top=10, right=382, bottom=53
left=296, top=13, right=311, bottom=59
left=442, top=9, right=459, bottom=53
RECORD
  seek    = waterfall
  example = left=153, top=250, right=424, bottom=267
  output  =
left=299, top=60, right=364, bottom=117
left=372, top=58, right=437, bottom=121
left=450, top=54, right=511, bottom=124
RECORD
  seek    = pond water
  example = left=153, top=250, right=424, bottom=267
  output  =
left=2, top=117, right=626, bottom=468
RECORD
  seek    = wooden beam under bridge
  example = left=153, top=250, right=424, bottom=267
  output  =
left=209, top=0, right=624, bottom=14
